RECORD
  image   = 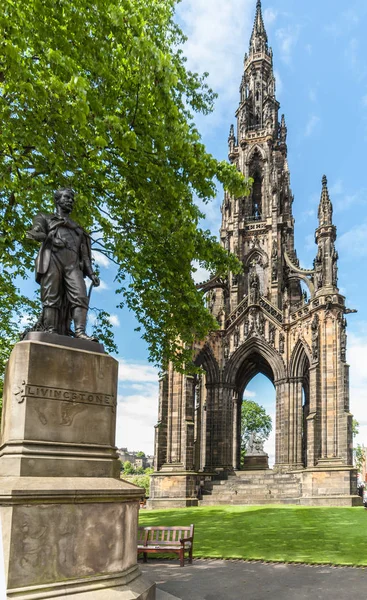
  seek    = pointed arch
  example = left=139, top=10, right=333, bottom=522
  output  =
left=289, top=338, right=311, bottom=380
left=194, top=343, right=220, bottom=384
left=246, top=144, right=266, bottom=163
left=223, top=335, right=286, bottom=389
left=244, top=247, right=269, bottom=269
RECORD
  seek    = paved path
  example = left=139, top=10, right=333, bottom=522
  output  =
left=141, top=559, right=367, bottom=600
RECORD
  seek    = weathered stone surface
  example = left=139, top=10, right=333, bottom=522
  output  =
left=0, top=480, right=139, bottom=591
left=0, top=340, right=120, bottom=478
left=0, top=340, right=155, bottom=599
left=242, top=455, right=269, bottom=470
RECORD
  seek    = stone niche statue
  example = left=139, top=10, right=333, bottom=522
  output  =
left=247, top=432, right=266, bottom=456
left=249, top=269, right=260, bottom=305
left=27, top=188, right=100, bottom=341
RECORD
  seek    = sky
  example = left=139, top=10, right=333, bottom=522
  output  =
left=21, top=0, right=367, bottom=463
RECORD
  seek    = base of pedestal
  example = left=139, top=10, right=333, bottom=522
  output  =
left=7, top=567, right=155, bottom=600
left=300, top=466, right=362, bottom=506
left=147, top=472, right=200, bottom=509
left=0, top=477, right=155, bottom=599
left=242, top=455, right=269, bottom=470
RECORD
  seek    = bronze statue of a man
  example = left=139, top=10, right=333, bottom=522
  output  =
left=27, top=188, right=100, bottom=341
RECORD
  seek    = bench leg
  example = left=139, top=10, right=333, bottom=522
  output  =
left=189, top=548, right=193, bottom=564
left=179, top=548, right=184, bottom=567
left=143, top=552, right=148, bottom=563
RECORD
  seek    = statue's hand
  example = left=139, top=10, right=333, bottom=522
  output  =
left=91, top=274, right=100, bottom=287
left=26, top=229, right=46, bottom=241
left=52, top=238, right=65, bottom=248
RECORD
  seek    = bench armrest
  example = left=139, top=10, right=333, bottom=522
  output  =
left=179, top=535, right=193, bottom=545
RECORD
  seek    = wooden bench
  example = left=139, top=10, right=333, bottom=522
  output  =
left=137, top=525, right=194, bottom=567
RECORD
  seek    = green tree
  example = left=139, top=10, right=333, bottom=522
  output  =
left=0, top=0, right=251, bottom=400
left=352, top=419, right=359, bottom=438
left=354, top=444, right=365, bottom=474
left=241, top=399, right=272, bottom=463
left=122, top=460, right=136, bottom=475
left=135, top=451, right=146, bottom=458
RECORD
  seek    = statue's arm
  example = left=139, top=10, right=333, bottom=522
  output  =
left=26, top=214, right=48, bottom=242
left=81, top=233, right=100, bottom=287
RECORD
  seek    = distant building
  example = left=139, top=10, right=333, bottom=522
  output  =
left=117, top=448, right=154, bottom=470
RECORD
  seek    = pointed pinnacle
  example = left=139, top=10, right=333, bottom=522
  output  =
left=318, top=174, right=333, bottom=225
left=250, top=0, right=268, bottom=48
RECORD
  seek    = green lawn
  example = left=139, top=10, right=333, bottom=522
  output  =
left=139, top=505, right=367, bottom=566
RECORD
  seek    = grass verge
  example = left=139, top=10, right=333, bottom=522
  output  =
left=139, top=505, right=367, bottom=566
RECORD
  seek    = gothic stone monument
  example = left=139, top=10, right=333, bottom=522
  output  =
left=0, top=190, right=154, bottom=599
left=149, top=0, right=360, bottom=509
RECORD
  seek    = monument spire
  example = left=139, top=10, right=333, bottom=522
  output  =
left=318, top=174, right=333, bottom=227
left=249, top=0, right=269, bottom=55
left=315, top=175, right=338, bottom=292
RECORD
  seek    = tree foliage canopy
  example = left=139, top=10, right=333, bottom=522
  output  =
left=354, top=444, right=365, bottom=474
left=241, top=399, right=272, bottom=459
left=0, top=0, right=250, bottom=393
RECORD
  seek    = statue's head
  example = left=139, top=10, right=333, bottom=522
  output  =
left=54, top=188, right=75, bottom=214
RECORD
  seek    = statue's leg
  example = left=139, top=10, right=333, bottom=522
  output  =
left=72, top=307, right=98, bottom=342
left=43, top=307, right=59, bottom=334
left=64, top=266, right=98, bottom=342
left=41, top=257, right=62, bottom=334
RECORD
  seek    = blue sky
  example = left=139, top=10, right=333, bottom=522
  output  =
left=22, top=0, right=367, bottom=461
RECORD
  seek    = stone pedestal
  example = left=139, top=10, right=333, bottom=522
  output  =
left=300, top=466, right=362, bottom=507
left=242, top=454, right=269, bottom=470
left=0, top=337, right=155, bottom=599
left=147, top=471, right=200, bottom=509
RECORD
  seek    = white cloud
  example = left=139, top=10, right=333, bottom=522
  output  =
left=176, top=0, right=254, bottom=132
left=192, top=261, right=211, bottom=285
left=92, top=251, right=110, bottom=269
left=338, top=221, right=367, bottom=256
left=88, top=312, right=97, bottom=326
left=264, top=8, right=277, bottom=27
left=274, top=70, right=283, bottom=97
left=243, top=389, right=257, bottom=398
left=116, top=387, right=158, bottom=453
left=94, top=280, right=109, bottom=293
left=108, top=314, right=120, bottom=327
left=304, top=114, right=320, bottom=137
left=264, top=412, right=275, bottom=467
left=329, top=179, right=343, bottom=196
left=348, top=332, right=367, bottom=451
left=275, top=26, right=300, bottom=65
left=118, top=359, right=159, bottom=383
left=19, top=313, right=34, bottom=328
left=345, top=38, right=367, bottom=82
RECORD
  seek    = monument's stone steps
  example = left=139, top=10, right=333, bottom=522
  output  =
left=199, top=470, right=302, bottom=506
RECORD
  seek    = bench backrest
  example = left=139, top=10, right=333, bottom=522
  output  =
left=138, top=525, right=194, bottom=547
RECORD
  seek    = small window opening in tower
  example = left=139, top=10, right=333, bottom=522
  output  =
left=252, top=171, right=262, bottom=220
left=300, top=281, right=310, bottom=306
